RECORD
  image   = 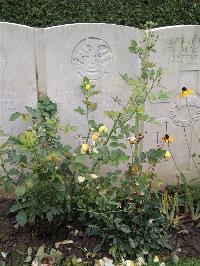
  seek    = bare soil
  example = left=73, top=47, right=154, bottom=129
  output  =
left=0, top=190, right=200, bottom=266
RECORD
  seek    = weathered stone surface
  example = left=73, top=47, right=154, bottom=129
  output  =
left=0, top=22, right=37, bottom=136
left=1, top=22, right=200, bottom=182
left=44, top=23, right=141, bottom=144
left=143, top=25, right=200, bottom=182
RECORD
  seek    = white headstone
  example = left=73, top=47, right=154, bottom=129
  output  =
left=0, top=22, right=37, bottom=138
left=44, top=23, right=141, bottom=144
left=143, top=25, right=200, bottom=183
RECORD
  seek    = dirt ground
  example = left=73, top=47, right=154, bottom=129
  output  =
left=0, top=190, right=200, bottom=266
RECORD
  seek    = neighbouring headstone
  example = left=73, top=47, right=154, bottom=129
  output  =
left=0, top=22, right=37, bottom=139
left=143, top=25, right=200, bottom=182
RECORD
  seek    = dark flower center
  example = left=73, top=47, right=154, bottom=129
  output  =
left=182, top=87, right=187, bottom=91
left=165, top=134, right=169, bottom=139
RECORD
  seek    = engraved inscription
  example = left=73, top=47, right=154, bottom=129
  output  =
left=71, top=37, right=113, bottom=80
left=0, top=46, right=7, bottom=74
left=169, top=95, right=200, bottom=127
left=167, top=34, right=200, bottom=65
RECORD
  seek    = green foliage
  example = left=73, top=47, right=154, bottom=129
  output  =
left=0, top=1, right=199, bottom=28
left=0, top=29, right=172, bottom=260
left=0, top=96, right=76, bottom=225
left=75, top=173, right=171, bottom=259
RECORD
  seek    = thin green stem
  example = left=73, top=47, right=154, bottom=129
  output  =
left=183, top=127, right=200, bottom=175
left=134, top=111, right=141, bottom=162
left=167, top=145, right=186, bottom=185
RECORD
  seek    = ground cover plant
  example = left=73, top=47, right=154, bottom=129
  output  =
left=0, top=24, right=200, bottom=266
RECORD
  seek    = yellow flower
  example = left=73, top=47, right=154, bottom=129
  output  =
left=162, top=134, right=175, bottom=144
left=153, top=256, right=159, bottom=263
left=128, top=136, right=137, bottom=144
left=19, top=130, right=38, bottom=148
left=81, top=143, right=89, bottom=154
left=85, top=83, right=91, bottom=91
left=165, top=151, right=171, bottom=159
left=98, top=125, right=108, bottom=134
left=131, top=164, right=142, bottom=175
left=179, top=87, right=193, bottom=98
left=92, top=132, right=99, bottom=142
left=45, top=153, right=60, bottom=162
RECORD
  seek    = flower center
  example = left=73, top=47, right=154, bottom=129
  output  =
left=182, top=87, right=187, bottom=91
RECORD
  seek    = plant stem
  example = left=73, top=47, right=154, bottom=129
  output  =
left=86, top=104, right=90, bottom=143
left=134, top=111, right=141, bottom=162
left=183, top=127, right=200, bottom=175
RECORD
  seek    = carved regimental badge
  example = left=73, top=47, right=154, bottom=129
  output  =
left=0, top=46, right=7, bottom=75
left=71, top=37, right=113, bottom=80
left=169, top=94, right=200, bottom=127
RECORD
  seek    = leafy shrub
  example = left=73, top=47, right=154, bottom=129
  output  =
left=0, top=25, right=172, bottom=259
left=75, top=173, right=171, bottom=259
left=0, top=96, right=76, bottom=225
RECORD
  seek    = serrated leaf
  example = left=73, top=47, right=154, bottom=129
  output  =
left=74, top=106, right=86, bottom=116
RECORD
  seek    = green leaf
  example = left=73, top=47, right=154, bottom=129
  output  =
left=36, top=245, right=45, bottom=259
left=0, top=260, right=5, bottom=266
left=116, top=223, right=131, bottom=234
left=74, top=106, right=86, bottom=116
left=5, top=179, right=14, bottom=193
left=10, top=203, right=21, bottom=213
left=47, top=211, right=54, bottom=221
left=16, top=210, right=27, bottom=226
left=75, top=155, right=84, bottom=163
left=15, top=184, right=26, bottom=197
left=128, top=237, right=136, bottom=248
left=118, top=143, right=127, bottom=149
left=9, top=112, right=21, bottom=121
left=110, top=142, right=118, bottom=148
left=7, top=168, right=19, bottom=176
left=117, top=134, right=124, bottom=139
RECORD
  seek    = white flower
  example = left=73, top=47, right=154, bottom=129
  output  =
left=74, top=229, right=79, bottom=235
left=124, top=260, right=135, bottom=266
left=77, top=175, right=85, bottom=183
left=93, top=147, right=98, bottom=154
left=142, top=250, right=148, bottom=255
left=77, top=258, right=83, bottom=263
left=90, top=173, right=98, bottom=179
left=160, top=262, right=166, bottom=266
left=153, top=256, right=159, bottom=263
left=149, top=219, right=154, bottom=224
left=136, top=256, right=145, bottom=265
left=95, top=257, right=115, bottom=266
left=1, top=252, right=7, bottom=258
left=32, top=259, right=39, bottom=266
